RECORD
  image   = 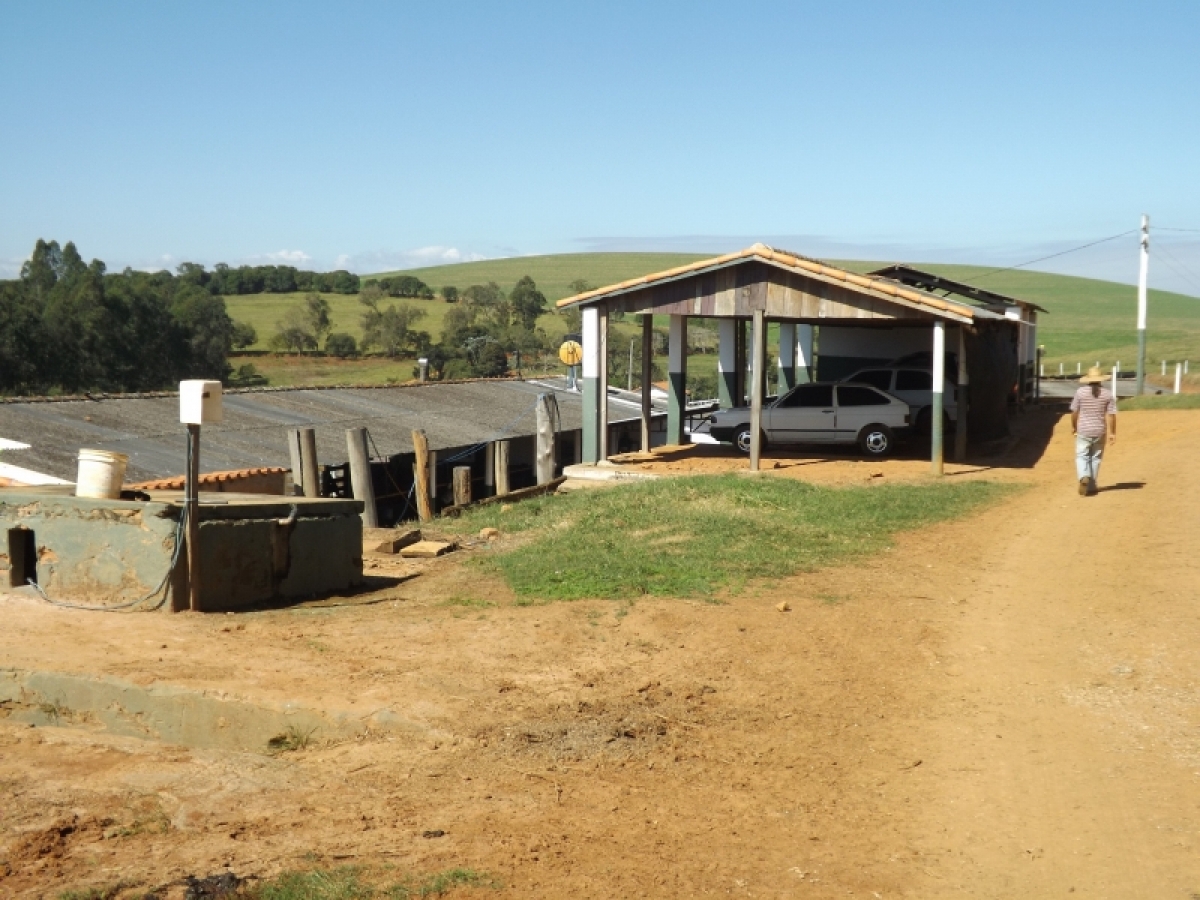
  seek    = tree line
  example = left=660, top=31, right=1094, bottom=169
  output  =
left=177, top=261, right=360, bottom=295
left=0, top=240, right=256, bottom=394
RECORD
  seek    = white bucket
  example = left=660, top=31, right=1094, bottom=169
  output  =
left=75, top=449, right=129, bottom=499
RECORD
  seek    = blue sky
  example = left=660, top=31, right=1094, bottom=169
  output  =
left=2, top=1, right=1198, bottom=294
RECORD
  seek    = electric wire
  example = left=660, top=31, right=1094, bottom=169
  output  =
left=971, top=229, right=1138, bottom=281
left=1150, top=241, right=1200, bottom=296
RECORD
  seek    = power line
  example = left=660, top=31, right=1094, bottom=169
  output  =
left=1157, top=226, right=1200, bottom=233
left=1152, top=242, right=1200, bottom=296
left=971, top=229, right=1138, bottom=281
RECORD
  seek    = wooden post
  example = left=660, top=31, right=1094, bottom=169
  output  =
left=286, top=428, right=304, bottom=496
left=484, top=441, right=495, bottom=492
left=954, top=328, right=969, bottom=462
left=300, top=427, right=320, bottom=498
left=346, top=427, right=378, bottom=528
left=495, top=439, right=510, bottom=496
left=186, top=423, right=201, bottom=612
left=749, top=309, right=765, bottom=472
left=640, top=313, right=653, bottom=452
left=412, top=429, right=433, bottom=522
left=452, top=466, right=472, bottom=506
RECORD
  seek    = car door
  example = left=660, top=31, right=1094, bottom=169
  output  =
left=765, top=384, right=835, bottom=443
left=891, top=369, right=933, bottom=411
left=835, top=385, right=895, bottom=439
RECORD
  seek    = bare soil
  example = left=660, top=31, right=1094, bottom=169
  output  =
left=1, top=408, right=1198, bottom=898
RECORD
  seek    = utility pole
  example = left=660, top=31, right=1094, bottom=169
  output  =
left=1135, top=214, right=1150, bottom=395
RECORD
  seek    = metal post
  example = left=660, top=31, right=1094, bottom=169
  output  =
left=300, top=428, right=319, bottom=498
left=186, top=423, right=201, bottom=612
left=1136, top=214, right=1150, bottom=395
left=346, top=427, right=378, bottom=528
left=931, top=321, right=945, bottom=476
left=640, top=314, right=653, bottom=452
left=749, top=309, right=766, bottom=472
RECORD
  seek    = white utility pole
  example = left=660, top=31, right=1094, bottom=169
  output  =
left=1135, top=214, right=1150, bottom=395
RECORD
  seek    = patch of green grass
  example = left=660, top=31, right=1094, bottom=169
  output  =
left=444, top=474, right=1017, bottom=602
left=1119, top=392, right=1200, bottom=411
left=267, top=725, right=316, bottom=754
left=246, top=866, right=496, bottom=899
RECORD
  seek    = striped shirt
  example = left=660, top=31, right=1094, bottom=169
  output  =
left=1070, top=386, right=1116, bottom=438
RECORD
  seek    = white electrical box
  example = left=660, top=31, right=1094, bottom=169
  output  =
left=179, top=380, right=223, bottom=425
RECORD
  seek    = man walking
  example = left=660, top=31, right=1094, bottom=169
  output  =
left=1070, top=366, right=1117, bottom=496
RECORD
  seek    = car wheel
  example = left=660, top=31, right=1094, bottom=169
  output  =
left=733, top=425, right=761, bottom=455
left=858, top=424, right=894, bottom=457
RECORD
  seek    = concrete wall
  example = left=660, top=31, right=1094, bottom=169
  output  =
left=0, top=489, right=364, bottom=612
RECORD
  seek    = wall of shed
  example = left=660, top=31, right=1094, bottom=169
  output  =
left=602, top=262, right=936, bottom=321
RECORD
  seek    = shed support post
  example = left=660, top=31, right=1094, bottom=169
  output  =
left=346, top=427, right=378, bottom=528
left=749, top=309, right=766, bottom=472
left=796, top=325, right=814, bottom=384
left=598, top=307, right=609, bottom=460
left=954, top=328, right=969, bottom=461
left=640, top=314, right=653, bottom=451
left=667, top=315, right=688, bottom=445
left=581, top=306, right=601, bottom=463
left=778, top=322, right=797, bottom=392
left=931, top=320, right=945, bottom=475
left=495, top=440, right=510, bottom=496
left=300, top=428, right=320, bottom=498
left=717, top=319, right=738, bottom=408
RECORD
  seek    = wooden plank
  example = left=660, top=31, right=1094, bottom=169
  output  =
left=441, top=476, right=566, bottom=517
left=411, top=429, right=432, bottom=522
left=400, top=540, right=456, bottom=559
left=365, top=528, right=421, bottom=554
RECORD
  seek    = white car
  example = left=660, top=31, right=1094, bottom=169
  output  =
left=708, top=382, right=911, bottom=457
left=839, top=366, right=956, bottom=432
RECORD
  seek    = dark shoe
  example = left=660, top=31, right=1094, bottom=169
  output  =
left=1087, top=478, right=1098, bottom=496
left=1079, top=478, right=1090, bottom=496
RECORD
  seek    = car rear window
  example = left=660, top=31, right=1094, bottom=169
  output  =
left=778, top=384, right=834, bottom=408
left=895, top=370, right=932, bottom=390
left=837, top=386, right=887, bottom=407
left=853, top=370, right=892, bottom=391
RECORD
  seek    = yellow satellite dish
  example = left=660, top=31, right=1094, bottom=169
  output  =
left=558, top=340, right=583, bottom=366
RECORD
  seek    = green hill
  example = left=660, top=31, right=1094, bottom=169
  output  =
left=226, top=252, right=1199, bottom=380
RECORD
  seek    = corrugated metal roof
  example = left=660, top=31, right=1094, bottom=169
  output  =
left=0, top=379, right=650, bottom=483
left=867, top=264, right=1048, bottom=314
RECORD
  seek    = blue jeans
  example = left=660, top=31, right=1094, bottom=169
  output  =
left=1075, top=434, right=1105, bottom=483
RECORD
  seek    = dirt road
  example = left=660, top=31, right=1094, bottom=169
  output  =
left=1, top=409, right=1197, bottom=898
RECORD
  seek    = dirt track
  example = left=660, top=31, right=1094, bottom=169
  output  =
left=1, top=409, right=1197, bottom=898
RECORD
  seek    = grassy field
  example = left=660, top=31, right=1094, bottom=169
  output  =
left=225, top=251, right=1199, bottom=387
left=442, top=475, right=1016, bottom=603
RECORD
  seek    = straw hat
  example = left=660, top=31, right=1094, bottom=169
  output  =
left=1079, top=366, right=1105, bottom=384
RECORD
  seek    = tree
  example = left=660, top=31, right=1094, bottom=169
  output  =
left=442, top=285, right=459, bottom=304
left=271, top=307, right=317, bottom=354
left=303, top=292, right=334, bottom=346
left=359, top=292, right=427, bottom=357
left=231, top=320, right=258, bottom=349
left=171, top=284, right=235, bottom=379
left=325, top=333, right=358, bottom=358
left=508, top=275, right=547, bottom=331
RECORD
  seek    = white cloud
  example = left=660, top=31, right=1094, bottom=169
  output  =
left=239, top=249, right=314, bottom=267
left=335, top=246, right=490, bottom=274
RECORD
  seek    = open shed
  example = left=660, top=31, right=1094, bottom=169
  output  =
left=557, top=244, right=1037, bottom=472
